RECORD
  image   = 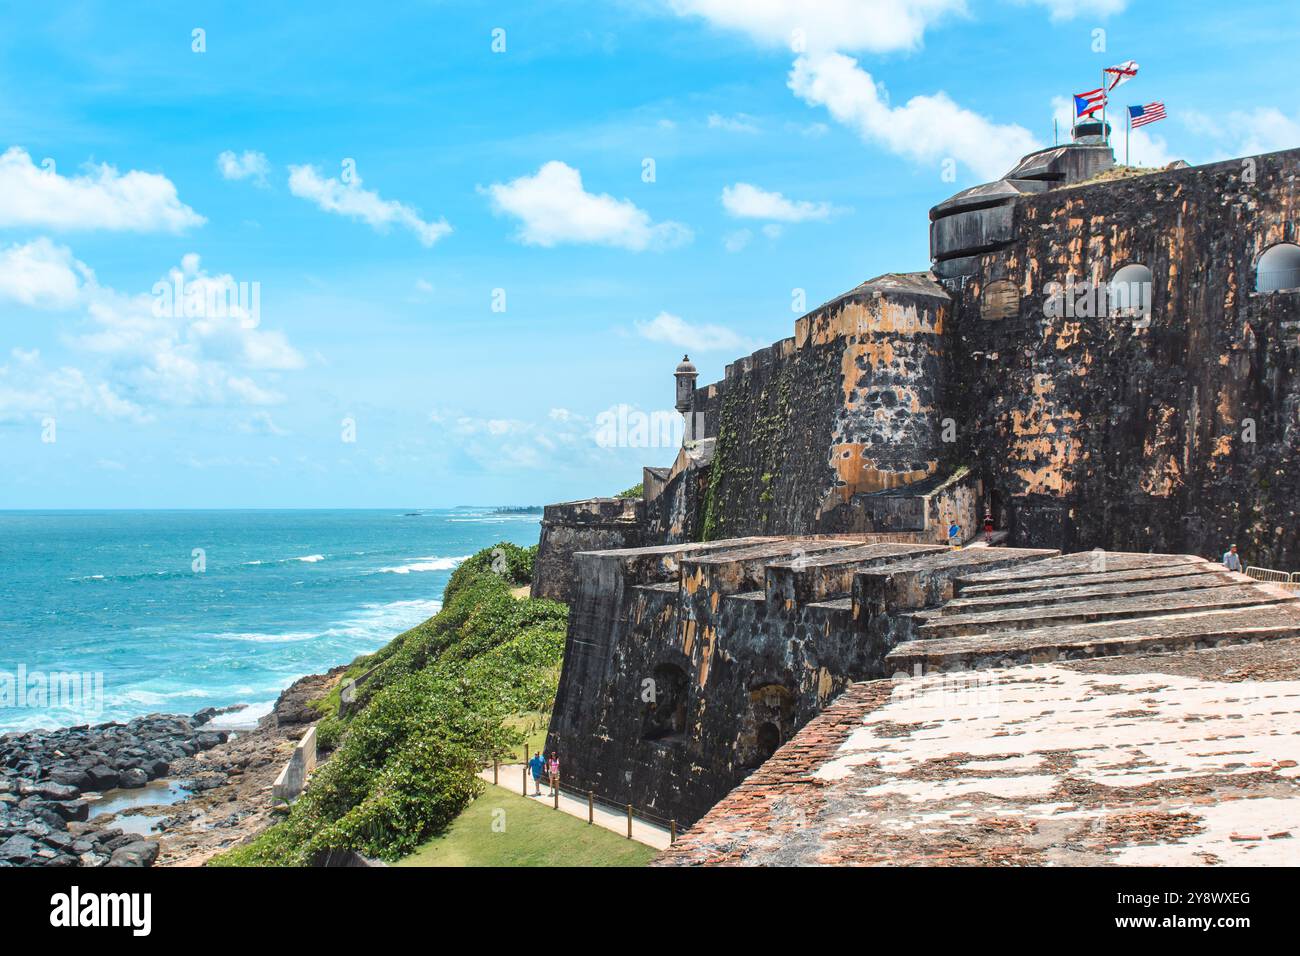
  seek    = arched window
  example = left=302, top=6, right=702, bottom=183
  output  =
left=642, top=663, right=688, bottom=741
left=980, top=279, right=1020, bottom=321
left=1257, top=243, right=1300, bottom=293
left=1107, top=264, right=1153, bottom=321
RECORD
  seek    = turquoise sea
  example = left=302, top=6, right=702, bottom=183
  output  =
left=0, top=509, right=541, bottom=732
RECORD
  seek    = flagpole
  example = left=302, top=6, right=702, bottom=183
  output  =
left=1101, top=67, right=1108, bottom=145
left=1126, top=109, right=1131, bottom=166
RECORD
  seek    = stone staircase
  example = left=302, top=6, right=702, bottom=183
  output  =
left=887, top=551, right=1300, bottom=673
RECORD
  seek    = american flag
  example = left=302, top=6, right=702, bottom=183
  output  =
left=1128, top=102, right=1167, bottom=129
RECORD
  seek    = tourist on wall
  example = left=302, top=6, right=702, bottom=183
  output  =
left=1223, top=544, right=1243, bottom=572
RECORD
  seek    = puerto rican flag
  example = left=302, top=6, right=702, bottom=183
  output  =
left=1128, top=102, right=1167, bottom=128
left=1104, top=60, right=1139, bottom=91
left=1074, top=88, right=1107, bottom=118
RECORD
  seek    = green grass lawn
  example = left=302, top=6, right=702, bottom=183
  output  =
left=395, top=788, right=657, bottom=867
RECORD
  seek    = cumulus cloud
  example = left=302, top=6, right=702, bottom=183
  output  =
left=287, top=164, right=451, bottom=247
left=0, top=238, right=94, bottom=309
left=789, top=52, right=1040, bottom=180
left=723, top=229, right=753, bottom=252
left=666, top=0, right=965, bottom=54
left=0, top=348, right=147, bottom=423
left=217, top=150, right=271, bottom=186
left=634, top=311, right=748, bottom=352
left=0, top=146, right=205, bottom=233
left=483, top=161, right=692, bottom=251
left=721, top=182, right=837, bottom=222
left=1183, top=107, right=1300, bottom=159
left=0, top=245, right=306, bottom=419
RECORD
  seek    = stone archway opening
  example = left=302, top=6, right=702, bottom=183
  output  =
left=642, top=662, right=689, bottom=742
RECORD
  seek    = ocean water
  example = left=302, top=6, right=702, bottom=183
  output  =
left=0, top=509, right=541, bottom=732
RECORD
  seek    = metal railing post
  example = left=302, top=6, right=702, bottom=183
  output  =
left=588, top=791, right=594, bottom=824
left=522, top=764, right=527, bottom=796
left=671, top=819, right=677, bottom=843
left=626, top=804, right=633, bottom=839
left=493, top=758, right=498, bottom=786
left=553, top=778, right=559, bottom=810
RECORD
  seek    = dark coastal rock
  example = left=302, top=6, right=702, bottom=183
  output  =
left=84, top=765, right=120, bottom=790
left=119, top=768, right=148, bottom=789
left=18, top=780, right=80, bottom=801
left=0, top=708, right=243, bottom=868
left=51, top=799, right=90, bottom=823
left=0, top=834, right=40, bottom=863
left=106, top=840, right=159, bottom=867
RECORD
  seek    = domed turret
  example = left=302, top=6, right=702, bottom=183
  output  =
left=674, top=355, right=698, bottom=414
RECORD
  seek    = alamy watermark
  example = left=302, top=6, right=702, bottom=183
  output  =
left=152, top=274, right=261, bottom=328
left=0, top=664, right=104, bottom=719
left=595, top=404, right=702, bottom=449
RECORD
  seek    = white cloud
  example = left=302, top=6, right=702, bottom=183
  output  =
left=723, top=229, right=753, bottom=252
left=1050, top=97, right=1175, bottom=168
left=708, top=112, right=760, bottom=133
left=721, top=182, right=837, bottom=222
left=634, top=311, right=747, bottom=352
left=0, top=246, right=306, bottom=419
left=666, top=0, right=966, bottom=54
left=1183, top=107, right=1300, bottom=159
left=287, top=164, right=451, bottom=247
left=0, top=146, right=205, bottom=233
left=1017, top=0, right=1126, bottom=21
left=0, top=238, right=93, bottom=309
left=0, top=348, right=147, bottom=423
left=217, top=150, right=271, bottom=186
left=483, top=161, right=692, bottom=251
left=788, top=52, right=1040, bottom=180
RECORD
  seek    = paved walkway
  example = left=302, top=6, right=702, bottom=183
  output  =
left=477, top=763, right=672, bottom=850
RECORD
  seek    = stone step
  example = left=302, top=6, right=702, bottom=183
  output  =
left=763, top=543, right=945, bottom=611
left=850, top=547, right=1060, bottom=620
left=888, top=603, right=1300, bottom=673
left=678, top=538, right=867, bottom=601
left=930, top=568, right=1241, bottom=616
left=915, top=583, right=1294, bottom=639
left=955, top=560, right=1222, bottom=598
left=953, top=551, right=1206, bottom=592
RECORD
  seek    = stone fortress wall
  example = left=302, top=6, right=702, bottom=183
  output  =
left=538, top=134, right=1300, bottom=826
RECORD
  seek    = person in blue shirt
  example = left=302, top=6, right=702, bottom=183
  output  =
left=947, top=522, right=961, bottom=548
left=528, top=751, right=545, bottom=796
left=1222, top=544, right=1243, bottom=572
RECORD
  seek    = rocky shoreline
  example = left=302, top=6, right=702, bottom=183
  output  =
left=0, top=669, right=341, bottom=868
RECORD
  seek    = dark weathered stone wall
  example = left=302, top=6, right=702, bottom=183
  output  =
left=950, top=148, right=1300, bottom=567
left=530, top=499, right=645, bottom=601
left=545, top=537, right=1056, bottom=824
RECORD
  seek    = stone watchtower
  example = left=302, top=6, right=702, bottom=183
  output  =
left=675, top=354, right=698, bottom=443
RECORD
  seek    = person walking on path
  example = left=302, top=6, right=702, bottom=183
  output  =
left=983, top=511, right=994, bottom=544
left=546, top=752, right=560, bottom=797
left=528, top=750, right=545, bottom=797
left=1222, top=544, right=1243, bottom=572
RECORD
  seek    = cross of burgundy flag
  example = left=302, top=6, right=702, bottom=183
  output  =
left=1104, top=60, right=1139, bottom=91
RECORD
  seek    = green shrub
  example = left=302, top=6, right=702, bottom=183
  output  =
left=211, top=541, right=567, bottom=865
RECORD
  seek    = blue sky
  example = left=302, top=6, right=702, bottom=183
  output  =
left=1, top=0, right=1296, bottom=508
